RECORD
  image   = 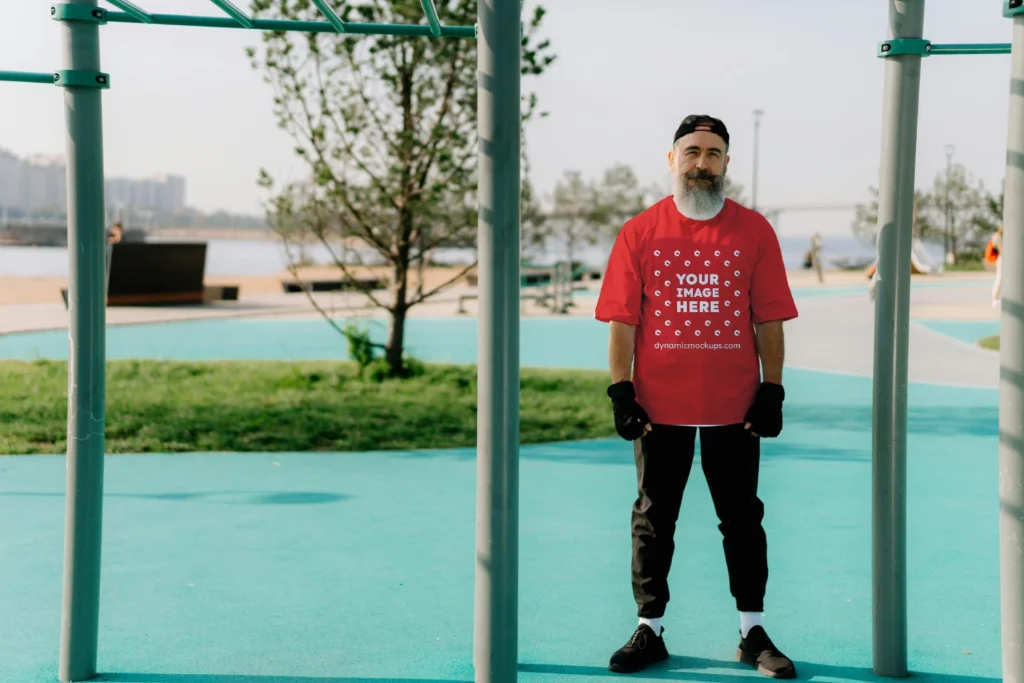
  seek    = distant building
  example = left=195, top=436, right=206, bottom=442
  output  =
left=0, top=147, right=186, bottom=215
left=0, top=149, right=21, bottom=209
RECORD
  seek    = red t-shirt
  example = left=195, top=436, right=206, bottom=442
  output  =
left=595, top=196, right=798, bottom=426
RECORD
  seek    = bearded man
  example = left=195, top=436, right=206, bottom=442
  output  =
left=594, top=115, right=799, bottom=678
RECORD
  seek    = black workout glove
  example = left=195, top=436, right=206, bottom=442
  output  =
left=607, top=381, right=651, bottom=441
left=744, top=382, right=785, bottom=438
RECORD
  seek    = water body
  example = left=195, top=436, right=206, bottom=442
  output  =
left=0, top=233, right=890, bottom=278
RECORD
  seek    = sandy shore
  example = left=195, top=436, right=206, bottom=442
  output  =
left=0, top=264, right=478, bottom=306
left=0, top=264, right=993, bottom=306
left=0, top=265, right=997, bottom=332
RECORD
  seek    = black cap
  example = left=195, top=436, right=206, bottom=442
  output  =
left=673, top=115, right=729, bottom=147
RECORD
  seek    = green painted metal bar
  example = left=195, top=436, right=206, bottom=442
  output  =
left=55, top=1, right=108, bottom=680
left=207, top=0, right=253, bottom=29
left=311, top=0, right=347, bottom=33
left=872, top=0, right=924, bottom=676
left=1001, top=7, right=1024, bottom=683
left=105, top=0, right=152, bottom=23
left=930, top=42, right=1011, bottom=55
left=0, top=70, right=55, bottom=84
left=103, top=10, right=474, bottom=37
left=420, top=0, right=442, bottom=37
left=474, top=0, right=521, bottom=681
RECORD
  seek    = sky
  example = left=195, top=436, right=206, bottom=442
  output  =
left=0, top=0, right=1018, bottom=238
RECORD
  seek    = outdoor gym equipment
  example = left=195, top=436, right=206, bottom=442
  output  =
left=5, top=1, right=1024, bottom=682
left=873, top=1, right=1022, bottom=680
left=0, top=2, right=521, bottom=682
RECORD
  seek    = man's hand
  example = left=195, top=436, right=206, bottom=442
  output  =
left=743, top=382, right=785, bottom=438
left=607, top=381, right=653, bottom=441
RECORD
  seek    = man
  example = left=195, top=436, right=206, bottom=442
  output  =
left=594, top=115, right=798, bottom=678
left=991, top=224, right=1003, bottom=308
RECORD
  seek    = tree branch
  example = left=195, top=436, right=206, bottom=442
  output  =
left=408, top=260, right=479, bottom=306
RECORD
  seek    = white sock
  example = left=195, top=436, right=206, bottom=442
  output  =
left=639, top=617, right=662, bottom=636
left=740, top=612, right=763, bottom=638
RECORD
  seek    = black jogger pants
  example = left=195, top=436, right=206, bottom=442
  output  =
left=631, top=423, right=767, bottom=617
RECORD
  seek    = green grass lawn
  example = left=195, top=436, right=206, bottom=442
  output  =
left=980, top=335, right=1000, bottom=351
left=0, top=360, right=617, bottom=455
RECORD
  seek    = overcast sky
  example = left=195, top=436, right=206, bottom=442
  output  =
left=0, top=0, right=1017, bottom=237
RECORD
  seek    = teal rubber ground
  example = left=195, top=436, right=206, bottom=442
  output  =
left=916, top=319, right=1000, bottom=345
left=0, top=313, right=1002, bottom=683
left=0, top=367, right=999, bottom=682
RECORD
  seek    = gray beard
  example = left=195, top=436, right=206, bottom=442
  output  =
left=672, top=173, right=726, bottom=220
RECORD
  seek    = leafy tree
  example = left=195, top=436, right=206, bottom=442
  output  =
left=248, top=0, right=555, bottom=377
left=594, top=164, right=648, bottom=221
left=543, top=163, right=654, bottom=264
left=851, top=161, right=1004, bottom=263
left=548, top=169, right=600, bottom=266
left=978, top=188, right=1004, bottom=235
left=915, top=162, right=991, bottom=259
left=519, top=150, right=550, bottom=263
left=724, top=176, right=747, bottom=206
left=850, top=185, right=880, bottom=246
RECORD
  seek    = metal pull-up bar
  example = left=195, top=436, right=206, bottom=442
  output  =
left=878, top=39, right=1013, bottom=56
left=55, top=1, right=477, bottom=37
left=0, top=2, right=518, bottom=683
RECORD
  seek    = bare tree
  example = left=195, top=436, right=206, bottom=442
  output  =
left=248, top=0, right=556, bottom=376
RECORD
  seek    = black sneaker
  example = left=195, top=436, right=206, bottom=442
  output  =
left=736, top=625, right=796, bottom=679
left=608, top=624, right=669, bottom=673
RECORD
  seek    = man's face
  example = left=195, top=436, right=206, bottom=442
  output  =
left=667, top=130, right=729, bottom=182
left=667, top=129, right=730, bottom=219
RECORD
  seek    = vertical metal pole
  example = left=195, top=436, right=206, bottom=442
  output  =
left=474, top=0, right=521, bottom=682
left=1000, top=9, right=1024, bottom=683
left=871, top=0, right=924, bottom=676
left=58, top=1, right=108, bottom=681
left=751, top=109, right=763, bottom=211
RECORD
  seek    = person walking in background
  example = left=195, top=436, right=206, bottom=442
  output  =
left=594, top=114, right=799, bottom=679
left=106, top=221, right=124, bottom=245
left=990, top=225, right=1003, bottom=308
left=105, top=221, right=123, bottom=296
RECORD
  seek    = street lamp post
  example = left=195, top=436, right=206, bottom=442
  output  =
left=752, top=109, right=764, bottom=212
left=944, top=144, right=955, bottom=264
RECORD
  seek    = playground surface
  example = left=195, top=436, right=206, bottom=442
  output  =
left=0, top=272, right=1004, bottom=683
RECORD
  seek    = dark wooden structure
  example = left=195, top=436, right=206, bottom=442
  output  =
left=61, top=241, right=227, bottom=307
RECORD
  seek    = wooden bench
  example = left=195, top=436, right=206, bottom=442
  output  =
left=60, top=241, right=217, bottom=308
left=281, top=277, right=386, bottom=293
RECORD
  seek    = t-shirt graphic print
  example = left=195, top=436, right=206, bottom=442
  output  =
left=650, top=244, right=749, bottom=347
left=595, top=197, right=798, bottom=426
